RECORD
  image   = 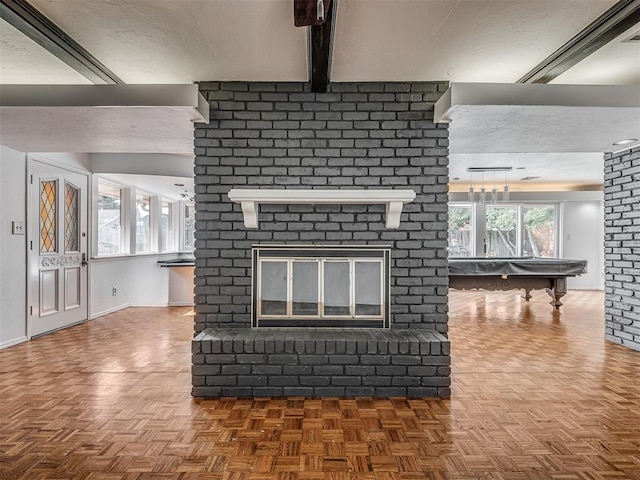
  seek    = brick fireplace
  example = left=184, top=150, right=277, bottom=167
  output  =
left=192, top=81, right=451, bottom=397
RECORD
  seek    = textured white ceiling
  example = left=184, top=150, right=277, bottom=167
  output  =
left=332, top=0, right=614, bottom=82
left=26, top=0, right=308, bottom=83
left=0, top=19, right=91, bottom=84
left=0, top=0, right=627, bottom=85
left=551, top=23, right=640, bottom=86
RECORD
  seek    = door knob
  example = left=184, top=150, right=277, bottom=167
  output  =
left=81, top=253, right=88, bottom=266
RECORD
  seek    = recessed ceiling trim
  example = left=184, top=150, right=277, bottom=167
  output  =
left=517, top=0, right=640, bottom=84
left=0, top=0, right=124, bottom=85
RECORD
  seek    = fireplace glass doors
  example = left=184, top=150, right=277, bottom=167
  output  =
left=252, top=246, right=390, bottom=328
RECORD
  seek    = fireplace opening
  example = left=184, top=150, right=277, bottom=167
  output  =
left=252, top=245, right=391, bottom=328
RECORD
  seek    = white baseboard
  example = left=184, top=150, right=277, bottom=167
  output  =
left=0, top=336, right=28, bottom=350
left=168, top=302, right=195, bottom=307
left=90, top=303, right=130, bottom=319
left=129, top=304, right=169, bottom=307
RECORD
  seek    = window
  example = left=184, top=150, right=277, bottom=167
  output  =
left=97, top=181, right=122, bottom=255
left=448, top=204, right=472, bottom=257
left=523, top=205, right=556, bottom=257
left=253, top=246, right=390, bottom=328
left=486, top=205, right=518, bottom=257
left=184, top=202, right=195, bottom=252
left=448, top=202, right=559, bottom=258
left=161, top=201, right=171, bottom=252
left=135, top=193, right=151, bottom=253
left=94, top=179, right=190, bottom=257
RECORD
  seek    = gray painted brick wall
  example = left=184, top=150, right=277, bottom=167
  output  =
left=604, top=146, right=640, bottom=351
left=194, top=82, right=449, bottom=333
left=192, top=82, right=450, bottom=397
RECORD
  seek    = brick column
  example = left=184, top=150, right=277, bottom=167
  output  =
left=604, top=146, right=640, bottom=351
left=192, top=82, right=451, bottom=397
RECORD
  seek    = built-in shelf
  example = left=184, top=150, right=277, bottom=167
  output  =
left=227, top=188, right=417, bottom=229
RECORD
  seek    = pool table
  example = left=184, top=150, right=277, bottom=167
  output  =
left=448, top=257, right=588, bottom=310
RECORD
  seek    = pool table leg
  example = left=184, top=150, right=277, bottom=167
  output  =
left=546, top=277, right=567, bottom=310
left=521, top=289, right=532, bottom=301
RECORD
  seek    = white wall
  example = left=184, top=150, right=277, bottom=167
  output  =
left=0, top=145, right=27, bottom=348
left=562, top=201, right=604, bottom=290
left=90, top=254, right=174, bottom=318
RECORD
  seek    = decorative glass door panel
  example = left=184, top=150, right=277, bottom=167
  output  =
left=40, top=180, right=57, bottom=253
left=64, top=183, right=80, bottom=252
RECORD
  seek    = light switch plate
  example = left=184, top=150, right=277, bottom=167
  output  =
left=11, top=221, right=25, bottom=235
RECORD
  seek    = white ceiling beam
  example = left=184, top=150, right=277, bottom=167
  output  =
left=435, top=82, right=640, bottom=123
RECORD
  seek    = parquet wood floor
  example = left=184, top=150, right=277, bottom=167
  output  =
left=1, top=291, right=639, bottom=479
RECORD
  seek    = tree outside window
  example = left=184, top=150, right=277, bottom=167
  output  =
left=486, top=206, right=517, bottom=257
left=523, top=206, right=556, bottom=257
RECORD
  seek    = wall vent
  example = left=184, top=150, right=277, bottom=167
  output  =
left=467, top=167, right=513, bottom=173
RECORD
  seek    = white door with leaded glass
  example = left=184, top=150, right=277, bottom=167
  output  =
left=29, top=160, right=89, bottom=338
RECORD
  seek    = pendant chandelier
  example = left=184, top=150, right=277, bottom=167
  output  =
left=466, top=167, right=512, bottom=204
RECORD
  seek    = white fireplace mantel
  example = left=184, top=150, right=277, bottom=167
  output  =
left=227, top=188, right=417, bottom=229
